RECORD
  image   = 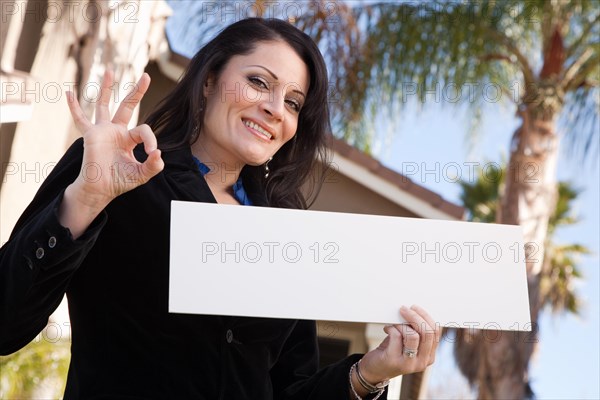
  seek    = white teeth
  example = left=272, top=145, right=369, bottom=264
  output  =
left=244, top=120, right=272, bottom=139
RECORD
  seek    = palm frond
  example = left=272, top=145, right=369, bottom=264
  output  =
left=295, top=1, right=598, bottom=154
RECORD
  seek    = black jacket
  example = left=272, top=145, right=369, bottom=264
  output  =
left=0, top=138, right=364, bottom=399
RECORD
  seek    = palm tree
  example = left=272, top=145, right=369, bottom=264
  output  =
left=294, top=1, right=598, bottom=397
left=453, top=163, right=588, bottom=398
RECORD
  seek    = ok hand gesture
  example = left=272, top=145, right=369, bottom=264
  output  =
left=60, top=70, right=164, bottom=238
left=66, top=69, right=164, bottom=202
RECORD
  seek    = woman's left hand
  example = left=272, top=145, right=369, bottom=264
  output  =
left=358, top=305, right=442, bottom=385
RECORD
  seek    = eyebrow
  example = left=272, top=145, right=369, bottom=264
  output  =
left=247, top=64, right=306, bottom=99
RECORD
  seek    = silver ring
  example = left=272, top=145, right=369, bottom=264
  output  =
left=404, top=348, right=418, bottom=358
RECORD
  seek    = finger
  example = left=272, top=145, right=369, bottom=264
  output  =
left=400, top=309, right=433, bottom=371
left=139, top=148, right=164, bottom=181
left=128, top=124, right=158, bottom=153
left=398, top=324, right=420, bottom=354
left=112, top=73, right=151, bottom=126
left=400, top=306, right=435, bottom=355
left=128, top=124, right=163, bottom=181
left=95, top=69, right=114, bottom=123
left=410, top=305, right=442, bottom=363
left=401, top=306, right=434, bottom=337
left=66, top=91, right=92, bottom=133
left=411, top=305, right=442, bottom=345
left=382, top=324, right=404, bottom=358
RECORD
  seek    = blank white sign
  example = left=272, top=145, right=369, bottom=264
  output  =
left=169, top=201, right=531, bottom=331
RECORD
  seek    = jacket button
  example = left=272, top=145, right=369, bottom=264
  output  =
left=35, top=247, right=45, bottom=259
left=226, top=329, right=233, bottom=344
left=48, top=236, right=57, bottom=248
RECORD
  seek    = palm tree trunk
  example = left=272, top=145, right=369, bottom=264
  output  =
left=477, top=105, right=560, bottom=399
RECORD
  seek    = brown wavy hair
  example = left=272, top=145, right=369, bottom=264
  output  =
left=144, top=18, right=332, bottom=209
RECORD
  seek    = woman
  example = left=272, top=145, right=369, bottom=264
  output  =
left=0, top=18, right=441, bottom=399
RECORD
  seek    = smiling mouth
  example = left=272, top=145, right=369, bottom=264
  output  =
left=243, top=119, right=273, bottom=141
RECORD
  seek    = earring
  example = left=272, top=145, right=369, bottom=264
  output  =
left=264, top=156, right=273, bottom=179
left=192, top=124, right=199, bottom=137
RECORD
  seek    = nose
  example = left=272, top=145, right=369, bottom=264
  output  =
left=261, top=92, right=285, bottom=121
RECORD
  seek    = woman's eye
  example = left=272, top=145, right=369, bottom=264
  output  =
left=248, top=76, right=268, bottom=89
left=286, top=99, right=301, bottom=112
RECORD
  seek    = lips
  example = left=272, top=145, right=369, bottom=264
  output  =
left=242, top=118, right=273, bottom=141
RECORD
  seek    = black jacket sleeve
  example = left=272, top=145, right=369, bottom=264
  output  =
left=0, top=138, right=107, bottom=355
left=272, top=320, right=380, bottom=399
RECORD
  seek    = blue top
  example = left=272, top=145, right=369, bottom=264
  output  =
left=192, top=156, right=253, bottom=206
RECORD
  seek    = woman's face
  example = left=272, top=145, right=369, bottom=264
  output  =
left=198, top=40, right=309, bottom=167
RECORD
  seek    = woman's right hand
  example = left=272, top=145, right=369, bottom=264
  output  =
left=67, top=69, right=164, bottom=205
left=59, top=69, right=164, bottom=238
